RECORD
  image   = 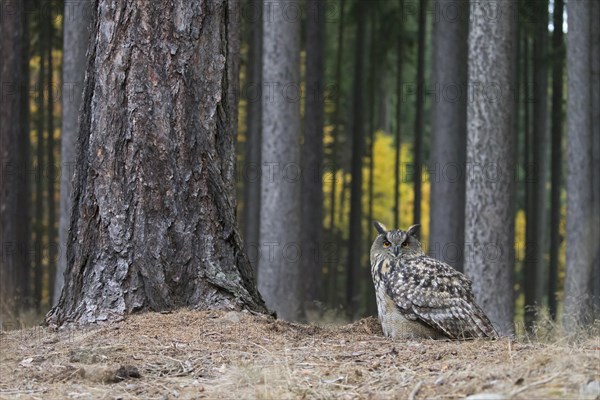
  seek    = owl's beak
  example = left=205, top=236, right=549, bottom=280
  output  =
left=393, top=246, right=400, bottom=257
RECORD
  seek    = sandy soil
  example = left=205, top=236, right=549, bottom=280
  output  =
left=0, top=309, right=598, bottom=399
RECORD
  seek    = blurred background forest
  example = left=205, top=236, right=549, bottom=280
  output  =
left=1, top=0, right=598, bottom=334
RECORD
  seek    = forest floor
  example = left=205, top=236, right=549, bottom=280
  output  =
left=0, top=309, right=598, bottom=400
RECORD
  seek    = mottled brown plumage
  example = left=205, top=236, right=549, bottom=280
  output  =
left=370, top=222, right=498, bottom=340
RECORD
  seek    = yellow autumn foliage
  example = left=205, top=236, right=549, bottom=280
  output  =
left=322, top=130, right=430, bottom=250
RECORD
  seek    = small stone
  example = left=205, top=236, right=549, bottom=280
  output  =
left=580, top=380, right=600, bottom=397
left=19, top=357, right=33, bottom=367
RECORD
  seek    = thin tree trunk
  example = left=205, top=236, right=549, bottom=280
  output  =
left=590, top=0, right=600, bottom=318
left=346, top=0, right=367, bottom=318
left=46, top=0, right=267, bottom=326
left=523, top=32, right=532, bottom=328
left=522, top=32, right=532, bottom=317
left=34, top=19, right=46, bottom=313
left=365, top=9, right=377, bottom=315
left=394, top=1, right=403, bottom=229
left=242, top=0, right=262, bottom=276
left=326, top=0, right=345, bottom=307
left=429, top=0, right=468, bottom=271
left=46, top=6, right=57, bottom=304
left=464, top=0, right=516, bottom=336
left=512, top=17, right=520, bottom=314
left=0, top=0, right=24, bottom=319
left=513, top=21, right=520, bottom=176
left=563, top=0, right=594, bottom=332
left=333, top=172, right=350, bottom=305
left=376, top=65, right=388, bottom=132
left=548, top=0, right=564, bottom=321
left=523, top=32, right=530, bottom=220
left=412, top=0, right=426, bottom=227
left=524, top=0, right=549, bottom=330
left=16, top=0, right=32, bottom=309
left=55, top=0, right=90, bottom=305
left=258, top=0, right=303, bottom=321
left=302, top=0, right=326, bottom=309
left=367, top=12, right=376, bottom=244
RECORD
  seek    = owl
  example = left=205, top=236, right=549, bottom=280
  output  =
left=370, top=221, right=498, bottom=340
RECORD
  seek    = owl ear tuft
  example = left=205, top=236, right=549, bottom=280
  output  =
left=406, top=224, right=420, bottom=238
left=373, top=221, right=388, bottom=235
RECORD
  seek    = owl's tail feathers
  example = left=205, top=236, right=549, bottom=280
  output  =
left=472, top=310, right=499, bottom=339
left=458, top=299, right=499, bottom=339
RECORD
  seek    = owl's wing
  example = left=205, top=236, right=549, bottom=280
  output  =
left=378, top=255, right=498, bottom=339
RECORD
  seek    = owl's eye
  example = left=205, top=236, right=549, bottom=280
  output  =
left=401, top=241, right=409, bottom=248
left=383, top=240, right=391, bottom=248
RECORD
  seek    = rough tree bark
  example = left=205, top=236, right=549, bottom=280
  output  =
left=0, top=0, right=24, bottom=318
left=54, top=0, right=91, bottom=305
left=46, top=0, right=267, bottom=326
left=548, top=0, right=564, bottom=321
left=563, top=0, right=594, bottom=332
left=464, top=0, right=515, bottom=336
left=429, top=0, right=468, bottom=272
left=302, top=0, right=326, bottom=309
left=346, top=0, right=366, bottom=318
left=242, top=0, right=262, bottom=275
left=257, top=0, right=303, bottom=321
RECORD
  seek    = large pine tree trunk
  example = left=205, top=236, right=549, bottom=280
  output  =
left=46, top=0, right=267, bottom=326
left=563, top=0, right=595, bottom=332
left=55, top=1, right=91, bottom=305
left=257, top=0, right=303, bottom=321
left=548, top=0, right=564, bottom=321
left=302, top=0, right=326, bottom=309
left=0, top=0, right=24, bottom=318
left=429, top=0, right=468, bottom=272
left=464, top=0, right=515, bottom=336
left=346, top=0, right=367, bottom=318
left=242, top=0, right=262, bottom=275
left=524, top=0, right=549, bottom=330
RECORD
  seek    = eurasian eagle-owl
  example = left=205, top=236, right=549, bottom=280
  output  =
left=370, top=221, right=498, bottom=340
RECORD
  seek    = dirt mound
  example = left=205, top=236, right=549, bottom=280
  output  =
left=1, top=310, right=598, bottom=399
